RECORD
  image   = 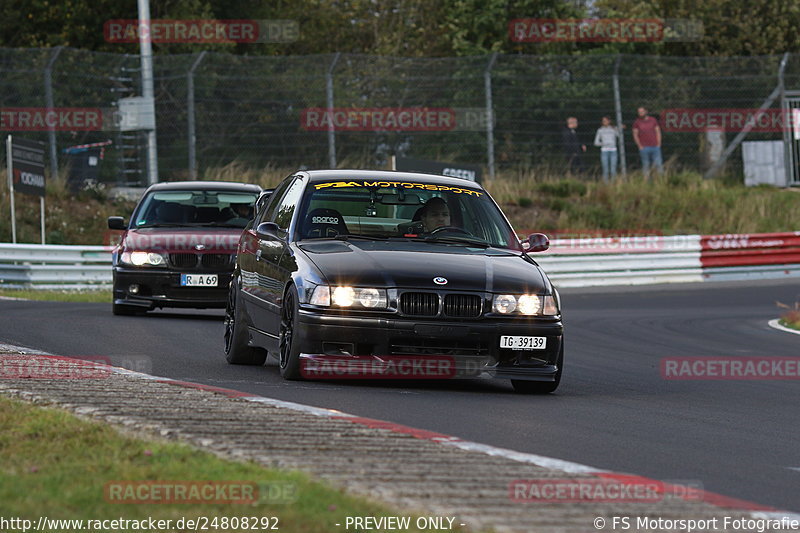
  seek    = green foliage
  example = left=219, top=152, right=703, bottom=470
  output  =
left=594, top=0, right=800, bottom=55
left=535, top=179, right=588, bottom=197
left=0, top=397, right=440, bottom=532
left=8, top=0, right=799, bottom=57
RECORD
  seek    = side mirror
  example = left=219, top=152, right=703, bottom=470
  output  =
left=256, top=221, right=285, bottom=241
left=107, top=216, right=126, bottom=230
left=523, top=233, right=549, bottom=253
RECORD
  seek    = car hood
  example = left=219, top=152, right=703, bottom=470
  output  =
left=121, top=227, right=243, bottom=253
left=297, top=240, right=549, bottom=293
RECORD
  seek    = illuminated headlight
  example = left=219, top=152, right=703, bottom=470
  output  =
left=121, top=251, right=165, bottom=266
left=492, top=294, right=559, bottom=316
left=311, top=285, right=388, bottom=309
left=332, top=286, right=355, bottom=307
left=517, top=294, right=541, bottom=315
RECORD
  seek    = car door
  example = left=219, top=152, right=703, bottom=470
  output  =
left=239, top=178, right=292, bottom=319
left=251, top=176, right=306, bottom=335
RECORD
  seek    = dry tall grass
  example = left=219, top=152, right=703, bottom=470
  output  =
left=1, top=166, right=797, bottom=244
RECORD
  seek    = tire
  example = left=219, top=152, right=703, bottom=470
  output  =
left=278, top=286, right=303, bottom=380
left=511, top=341, right=564, bottom=394
left=224, top=280, right=267, bottom=365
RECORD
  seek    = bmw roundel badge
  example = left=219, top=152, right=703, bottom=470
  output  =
left=433, top=276, right=448, bottom=285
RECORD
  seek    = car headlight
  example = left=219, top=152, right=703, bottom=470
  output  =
left=121, top=251, right=166, bottom=266
left=309, top=285, right=387, bottom=309
left=493, top=294, right=559, bottom=316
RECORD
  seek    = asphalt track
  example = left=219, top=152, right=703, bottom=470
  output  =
left=1, top=278, right=799, bottom=512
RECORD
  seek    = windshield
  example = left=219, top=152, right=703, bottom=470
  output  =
left=132, top=190, right=259, bottom=229
left=296, top=180, right=522, bottom=250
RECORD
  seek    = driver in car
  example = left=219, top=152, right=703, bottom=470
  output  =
left=419, top=197, right=451, bottom=232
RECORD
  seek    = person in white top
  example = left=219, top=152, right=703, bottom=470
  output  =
left=594, top=116, right=620, bottom=182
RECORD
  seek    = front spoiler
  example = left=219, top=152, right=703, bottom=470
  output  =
left=296, top=353, right=559, bottom=382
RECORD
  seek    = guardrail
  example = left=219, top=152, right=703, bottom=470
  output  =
left=0, top=243, right=113, bottom=289
left=1, top=231, right=799, bottom=290
left=535, top=231, right=800, bottom=287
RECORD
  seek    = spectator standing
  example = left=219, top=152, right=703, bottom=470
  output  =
left=593, top=116, right=620, bottom=182
left=632, top=106, right=663, bottom=176
left=561, top=116, right=586, bottom=175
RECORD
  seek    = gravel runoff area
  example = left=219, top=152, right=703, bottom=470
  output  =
left=0, top=349, right=793, bottom=533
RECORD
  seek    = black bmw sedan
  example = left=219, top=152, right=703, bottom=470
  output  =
left=224, top=170, right=563, bottom=394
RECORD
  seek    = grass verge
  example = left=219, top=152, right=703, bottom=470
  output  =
left=0, top=289, right=111, bottom=303
left=779, top=313, right=800, bottom=331
left=0, top=395, right=450, bottom=533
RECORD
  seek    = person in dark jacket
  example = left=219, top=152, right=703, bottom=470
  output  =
left=562, top=116, right=586, bottom=175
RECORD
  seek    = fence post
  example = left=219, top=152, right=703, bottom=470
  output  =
left=484, top=53, right=498, bottom=181
left=326, top=52, right=341, bottom=168
left=44, top=46, right=63, bottom=180
left=781, top=54, right=792, bottom=186
left=613, top=55, right=627, bottom=176
left=187, top=51, right=206, bottom=180
left=138, top=0, right=159, bottom=185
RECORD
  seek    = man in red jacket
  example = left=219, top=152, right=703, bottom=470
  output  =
left=632, top=106, right=663, bottom=177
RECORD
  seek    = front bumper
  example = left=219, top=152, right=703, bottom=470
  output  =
left=113, top=267, right=231, bottom=309
left=294, top=308, right=563, bottom=382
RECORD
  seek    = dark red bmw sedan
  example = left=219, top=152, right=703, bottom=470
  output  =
left=108, top=181, right=265, bottom=315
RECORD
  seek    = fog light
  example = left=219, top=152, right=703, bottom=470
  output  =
left=128, top=284, right=139, bottom=295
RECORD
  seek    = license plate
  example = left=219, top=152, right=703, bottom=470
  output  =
left=180, top=274, right=218, bottom=287
left=500, top=336, right=546, bottom=350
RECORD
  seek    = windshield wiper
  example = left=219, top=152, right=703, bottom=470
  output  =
left=422, top=236, right=492, bottom=248
left=135, top=223, right=188, bottom=228
left=189, top=222, right=247, bottom=228
left=332, top=234, right=390, bottom=241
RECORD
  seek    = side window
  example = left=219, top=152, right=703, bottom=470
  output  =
left=255, top=177, right=293, bottom=225
left=273, top=178, right=306, bottom=230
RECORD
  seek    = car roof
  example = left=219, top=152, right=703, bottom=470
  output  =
left=299, top=169, right=484, bottom=189
left=143, top=181, right=262, bottom=193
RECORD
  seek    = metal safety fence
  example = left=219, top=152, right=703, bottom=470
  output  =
left=3, top=48, right=800, bottom=185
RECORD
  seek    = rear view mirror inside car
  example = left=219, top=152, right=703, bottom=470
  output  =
left=380, top=193, right=422, bottom=205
